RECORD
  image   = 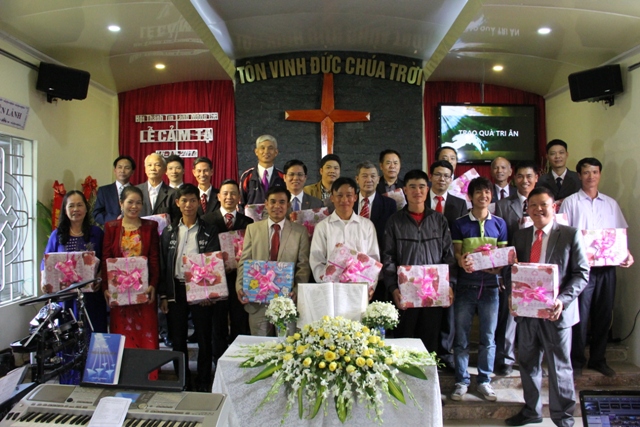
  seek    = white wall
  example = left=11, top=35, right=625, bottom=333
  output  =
left=0, top=39, right=119, bottom=350
left=546, top=51, right=640, bottom=365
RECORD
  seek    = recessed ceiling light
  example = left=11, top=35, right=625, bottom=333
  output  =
left=537, top=27, right=551, bottom=35
left=108, top=25, right=121, bottom=32
left=493, top=65, right=504, bottom=72
left=155, top=64, right=166, bottom=70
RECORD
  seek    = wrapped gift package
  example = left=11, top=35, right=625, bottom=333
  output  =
left=218, top=230, right=245, bottom=270
left=242, top=260, right=294, bottom=303
left=383, top=188, right=407, bottom=211
left=244, top=204, right=267, bottom=223
left=398, top=264, right=452, bottom=308
left=290, top=207, right=330, bottom=237
left=581, top=228, right=628, bottom=267
left=42, top=251, right=99, bottom=293
left=106, top=256, right=149, bottom=306
left=183, top=252, right=228, bottom=303
left=323, top=243, right=382, bottom=290
left=469, top=245, right=517, bottom=271
left=510, top=263, right=559, bottom=319
left=141, top=213, right=170, bottom=236
left=448, top=168, right=480, bottom=209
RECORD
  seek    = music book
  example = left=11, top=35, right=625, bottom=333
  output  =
left=83, top=333, right=125, bottom=385
left=297, top=282, right=368, bottom=327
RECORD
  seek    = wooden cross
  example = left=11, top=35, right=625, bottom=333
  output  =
left=285, top=73, right=370, bottom=157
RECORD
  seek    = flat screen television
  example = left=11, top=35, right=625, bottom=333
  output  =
left=437, top=104, right=537, bottom=165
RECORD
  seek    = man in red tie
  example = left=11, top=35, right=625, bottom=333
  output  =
left=239, top=134, right=286, bottom=209
left=236, top=187, right=310, bottom=336
left=505, top=187, right=589, bottom=427
left=193, top=157, right=219, bottom=215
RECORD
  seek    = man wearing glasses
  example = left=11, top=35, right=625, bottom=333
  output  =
left=283, top=159, right=323, bottom=213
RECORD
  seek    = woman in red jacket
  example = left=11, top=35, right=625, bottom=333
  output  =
left=102, top=186, right=159, bottom=350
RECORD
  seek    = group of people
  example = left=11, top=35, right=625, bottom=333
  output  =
left=42, top=134, right=633, bottom=426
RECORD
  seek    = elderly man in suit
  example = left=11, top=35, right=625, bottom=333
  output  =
left=93, top=155, right=135, bottom=225
left=283, top=159, right=323, bottom=213
left=240, top=134, right=286, bottom=209
left=192, top=156, right=219, bottom=215
left=537, top=139, right=581, bottom=202
left=236, top=186, right=310, bottom=336
left=428, top=159, right=467, bottom=370
left=494, top=160, right=539, bottom=376
left=137, top=152, right=179, bottom=219
left=505, top=187, right=589, bottom=427
left=491, top=157, right=516, bottom=203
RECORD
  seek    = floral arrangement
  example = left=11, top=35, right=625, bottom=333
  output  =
left=239, top=316, right=436, bottom=424
left=361, top=302, right=400, bottom=331
left=265, top=296, right=298, bottom=333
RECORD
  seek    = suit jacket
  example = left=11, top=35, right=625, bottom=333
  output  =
left=443, top=194, right=468, bottom=231
left=494, top=193, right=524, bottom=243
left=537, top=170, right=581, bottom=201
left=235, top=219, right=311, bottom=293
left=511, top=222, right=589, bottom=328
left=491, top=183, right=517, bottom=204
left=286, top=193, right=324, bottom=217
left=93, top=183, right=121, bottom=225
left=202, top=209, right=254, bottom=232
left=197, top=187, right=221, bottom=216
left=376, top=178, right=404, bottom=195
left=136, top=182, right=179, bottom=219
left=353, top=193, right=396, bottom=252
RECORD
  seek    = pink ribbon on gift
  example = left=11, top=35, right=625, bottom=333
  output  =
left=190, top=261, right=218, bottom=286
left=54, top=257, right=81, bottom=287
left=248, top=268, right=279, bottom=302
left=302, top=220, right=315, bottom=236
left=232, top=237, right=243, bottom=261
left=474, top=244, right=496, bottom=268
left=459, top=175, right=471, bottom=194
left=591, top=230, right=617, bottom=264
left=115, top=259, right=144, bottom=305
left=336, top=259, right=370, bottom=283
left=514, top=284, right=552, bottom=306
left=415, top=275, right=436, bottom=302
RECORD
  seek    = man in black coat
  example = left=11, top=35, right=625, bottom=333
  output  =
left=537, top=139, right=581, bottom=202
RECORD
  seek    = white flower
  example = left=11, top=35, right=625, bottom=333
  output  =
left=361, top=302, right=400, bottom=330
left=265, top=296, right=298, bottom=327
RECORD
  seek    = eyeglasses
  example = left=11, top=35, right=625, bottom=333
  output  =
left=432, top=173, right=452, bottom=180
left=286, top=173, right=306, bottom=178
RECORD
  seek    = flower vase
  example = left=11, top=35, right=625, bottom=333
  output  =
left=375, top=326, right=386, bottom=340
left=276, top=324, right=288, bottom=341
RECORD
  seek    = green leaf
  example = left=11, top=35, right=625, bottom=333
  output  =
left=310, top=386, right=325, bottom=419
left=245, top=362, right=281, bottom=384
left=335, top=397, right=348, bottom=423
left=240, top=358, right=269, bottom=368
left=396, top=364, right=428, bottom=380
left=298, top=378, right=306, bottom=419
left=383, top=371, right=406, bottom=404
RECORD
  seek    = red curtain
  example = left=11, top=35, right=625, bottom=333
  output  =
left=118, top=81, right=237, bottom=188
left=423, top=82, right=547, bottom=179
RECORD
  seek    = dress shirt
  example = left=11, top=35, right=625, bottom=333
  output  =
left=257, top=165, right=275, bottom=185
left=384, top=181, right=399, bottom=193
left=267, top=217, right=286, bottom=252
left=494, top=184, right=511, bottom=199
left=199, top=186, right=213, bottom=202
left=559, top=189, right=628, bottom=229
left=429, top=190, right=448, bottom=211
left=358, top=193, right=376, bottom=214
left=517, top=192, right=527, bottom=211
left=290, top=192, right=304, bottom=210
left=174, top=219, right=199, bottom=279
left=220, top=207, right=237, bottom=227
left=532, top=220, right=554, bottom=263
left=148, top=182, right=162, bottom=209
left=169, top=182, right=183, bottom=189
left=551, top=169, right=568, bottom=182
left=116, top=182, right=130, bottom=199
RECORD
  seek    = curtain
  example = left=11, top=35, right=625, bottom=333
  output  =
left=423, top=82, right=547, bottom=179
left=118, top=81, right=237, bottom=188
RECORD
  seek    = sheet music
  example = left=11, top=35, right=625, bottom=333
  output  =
left=88, top=397, right=131, bottom=427
left=297, top=283, right=367, bottom=327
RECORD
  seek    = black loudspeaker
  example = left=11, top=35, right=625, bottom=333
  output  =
left=36, top=62, right=91, bottom=102
left=568, top=64, right=623, bottom=104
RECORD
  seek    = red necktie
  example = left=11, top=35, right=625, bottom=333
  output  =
left=225, top=213, right=234, bottom=230
left=435, top=195, right=444, bottom=213
left=530, top=229, right=543, bottom=263
left=200, top=193, right=208, bottom=212
left=270, top=223, right=280, bottom=261
left=360, top=198, right=370, bottom=219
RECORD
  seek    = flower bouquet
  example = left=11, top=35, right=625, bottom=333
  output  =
left=265, top=296, right=298, bottom=338
left=239, top=316, right=436, bottom=424
left=361, top=302, right=399, bottom=339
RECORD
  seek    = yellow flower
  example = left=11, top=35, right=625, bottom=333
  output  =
left=285, top=345, right=294, bottom=353
left=346, top=365, right=356, bottom=374
left=324, top=333, right=330, bottom=339
left=315, top=350, right=322, bottom=357
left=368, top=335, right=379, bottom=344
left=322, top=316, right=330, bottom=321
left=379, top=341, right=386, bottom=347
left=283, top=353, right=293, bottom=361
left=293, top=333, right=301, bottom=340
left=318, top=328, right=325, bottom=336
left=385, top=357, right=393, bottom=365
left=329, top=362, right=338, bottom=371
left=275, top=344, right=283, bottom=350
left=286, top=336, right=295, bottom=343
left=319, top=361, right=326, bottom=369
left=349, top=349, right=357, bottom=356
left=344, top=356, right=351, bottom=363
left=356, top=357, right=366, bottom=367
left=296, top=345, right=306, bottom=354
left=362, top=326, right=370, bottom=334
left=338, top=348, right=346, bottom=356
left=329, top=344, right=336, bottom=351
left=369, top=349, right=376, bottom=356
left=355, top=332, right=362, bottom=338
left=324, top=351, right=336, bottom=362
left=362, top=349, right=371, bottom=357
left=366, top=358, right=374, bottom=367
left=303, top=357, right=312, bottom=367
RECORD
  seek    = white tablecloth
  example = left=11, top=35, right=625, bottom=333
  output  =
left=212, top=335, right=442, bottom=427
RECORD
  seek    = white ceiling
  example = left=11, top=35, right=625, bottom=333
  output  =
left=1, top=0, right=639, bottom=96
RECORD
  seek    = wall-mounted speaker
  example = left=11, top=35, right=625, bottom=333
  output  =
left=568, top=64, right=623, bottom=104
left=36, top=62, right=91, bottom=102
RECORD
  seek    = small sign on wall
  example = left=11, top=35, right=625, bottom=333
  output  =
left=0, top=97, right=29, bottom=130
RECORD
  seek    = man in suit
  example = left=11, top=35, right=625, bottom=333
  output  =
left=428, top=159, right=467, bottom=370
left=166, top=154, right=185, bottom=189
left=436, top=146, right=458, bottom=178
left=192, top=156, right=220, bottom=215
left=236, top=186, right=311, bottom=336
left=303, top=154, right=341, bottom=202
left=377, top=149, right=404, bottom=194
left=491, top=156, right=516, bottom=203
left=493, top=160, right=539, bottom=376
left=283, top=159, right=323, bottom=214
left=202, top=179, right=253, bottom=358
left=353, top=161, right=396, bottom=302
left=240, top=134, right=285, bottom=209
left=505, top=187, right=589, bottom=427
left=537, top=139, right=581, bottom=202
left=93, top=155, right=135, bottom=225
left=137, top=152, right=179, bottom=219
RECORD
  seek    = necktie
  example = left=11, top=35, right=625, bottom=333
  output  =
left=556, top=177, right=563, bottom=190
left=360, top=198, right=370, bottom=219
left=225, top=213, right=234, bottom=230
left=292, top=197, right=300, bottom=212
left=523, top=199, right=528, bottom=217
left=270, top=223, right=280, bottom=261
left=262, top=170, right=269, bottom=193
left=200, top=193, right=208, bottom=213
left=530, top=229, right=544, bottom=263
left=435, top=195, right=444, bottom=213
left=500, top=189, right=506, bottom=200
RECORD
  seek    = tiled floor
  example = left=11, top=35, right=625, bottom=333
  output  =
left=444, top=418, right=584, bottom=426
